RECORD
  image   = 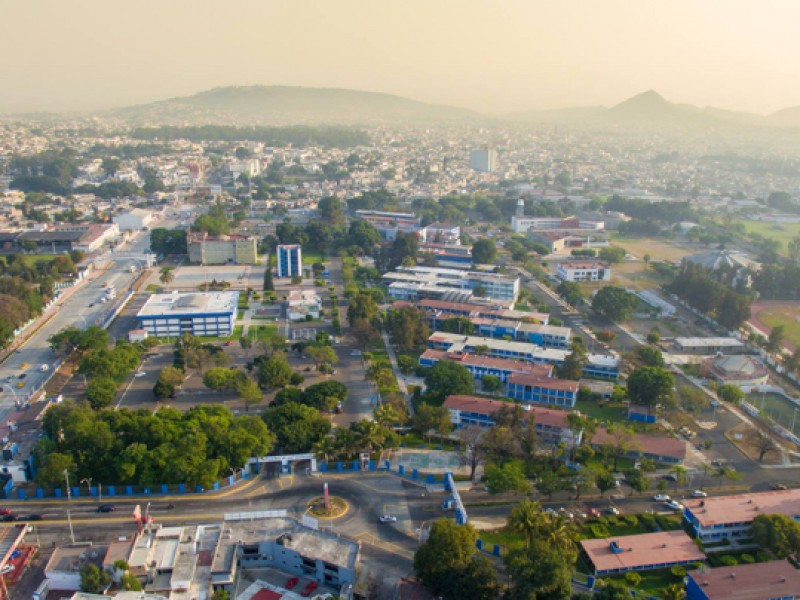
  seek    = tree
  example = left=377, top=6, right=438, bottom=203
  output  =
left=386, top=306, right=430, bottom=351
left=414, top=519, right=485, bottom=598
left=624, top=467, right=651, bottom=493
left=121, top=572, right=143, bottom=591
left=256, top=353, right=293, bottom=389
left=766, top=325, right=786, bottom=353
left=424, top=361, right=474, bottom=404
left=306, top=345, right=338, bottom=370
left=751, top=513, right=800, bottom=559
left=557, top=338, right=588, bottom=380
left=471, top=239, right=497, bottom=264
left=789, top=236, right=800, bottom=264
left=507, top=499, right=544, bottom=548
left=397, top=355, right=415, bottom=375
left=153, top=366, right=184, bottom=399
left=351, top=318, right=379, bottom=350
left=80, top=563, right=111, bottom=593
left=456, top=426, right=486, bottom=481
left=302, top=381, right=348, bottom=411
left=317, top=196, right=346, bottom=228
left=504, top=540, right=574, bottom=600
left=556, top=281, right=584, bottom=307
left=717, top=383, right=744, bottom=404
left=749, top=429, right=780, bottom=462
left=637, top=345, right=665, bottom=367
left=347, top=292, right=379, bottom=325
left=598, top=246, right=626, bottom=264
left=86, top=376, right=118, bottom=410
left=484, top=462, right=531, bottom=495
left=262, top=402, right=331, bottom=453
left=592, top=286, right=639, bottom=322
left=263, top=263, right=274, bottom=292
left=237, top=378, right=263, bottom=411
left=594, top=467, right=617, bottom=497
left=411, top=403, right=451, bottom=441
left=481, top=374, right=503, bottom=395
left=593, top=580, right=633, bottom=600
left=36, top=452, right=75, bottom=488
left=439, top=317, right=475, bottom=335
left=159, top=266, right=175, bottom=286
left=627, top=366, right=675, bottom=407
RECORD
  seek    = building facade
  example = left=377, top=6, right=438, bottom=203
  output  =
left=187, top=234, right=258, bottom=265
left=136, top=291, right=239, bottom=337
left=555, top=261, right=612, bottom=282
left=277, top=244, right=303, bottom=278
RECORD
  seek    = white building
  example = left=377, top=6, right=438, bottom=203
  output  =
left=555, top=261, right=611, bottom=282
left=113, top=208, right=154, bottom=231
left=136, top=291, right=239, bottom=337
left=287, top=289, right=321, bottom=321
left=469, top=148, right=497, bottom=172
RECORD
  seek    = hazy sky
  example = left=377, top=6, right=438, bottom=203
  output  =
left=3, top=0, right=800, bottom=115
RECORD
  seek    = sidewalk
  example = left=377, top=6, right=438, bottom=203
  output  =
left=380, top=329, right=414, bottom=416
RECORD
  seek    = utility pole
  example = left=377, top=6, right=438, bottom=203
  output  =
left=64, top=469, right=71, bottom=502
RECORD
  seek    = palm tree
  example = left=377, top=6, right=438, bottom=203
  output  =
left=670, top=465, right=689, bottom=493
left=507, top=499, right=544, bottom=549
left=312, top=436, right=337, bottom=464
left=159, top=266, right=175, bottom=286
left=540, top=514, right=578, bottom=554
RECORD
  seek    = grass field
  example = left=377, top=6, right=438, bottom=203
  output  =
left=301, top=250, right=325, bottom=265
left=746, top=392, right=800, bottom=435
left=2, top=254, right=61, bottom=267
left=751, top=302, right=800, bottom=349
left=575, top=399, right=627, bottom=422
left=611, top=237, right=696, bottom=262
left=742, top=220, right=800, bottom=256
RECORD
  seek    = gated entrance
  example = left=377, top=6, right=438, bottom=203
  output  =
left=249, top=453, right=318, bottom=478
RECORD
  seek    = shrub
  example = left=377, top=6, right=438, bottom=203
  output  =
left=670, top=566, right=686, bottom=579
left=625, top=572, right=641, bottom=587
left=719, top=556, right=738, bottom=567
left=289, top=373, right=304, bottom=385
left=590, top=524, right=610, bottom=538
left=639, top=513, right=656, bottom=530
left=623, top=514, right=639, bottom=526
left=740, top=554, right=755, bottom=564
left=756, top=551, right=771, bottom=562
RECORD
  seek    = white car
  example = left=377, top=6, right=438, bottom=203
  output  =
left=39, top=364, right=49, bottom=372
left=134, top=371, right=147, bottom=378
left=606, top=506, right=620, bottom=515
left=378, top=514, right=397, bottom=523
left=690, top=490, right=708, bottom=498
left=664, top=500, right=684, bottom=511
left=653, top=494, right=670, bottom=502
left=350, top=350, right=362, bottom=356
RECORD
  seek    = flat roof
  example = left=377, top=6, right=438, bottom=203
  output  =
left=46, top=544, right=107, bottom=573
left=581, top=530, right=704, bottom=573
left=685, top=489, right=800, bottom=527
left=592, top=428, right=686, bottom=460
left=421, top=349, right=544, bottom=374
left=507, top=372, right=579, bottom=392
left=428, top=332, right=544, bottom=354
left=137, top=291, right=239, bottom=318
left=0, top=526, right=26, bottom=569
left=675, top=337, right=744, bottom=347
left=687, top=560, right=800, bottom=600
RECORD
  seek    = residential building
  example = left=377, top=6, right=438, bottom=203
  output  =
left=686, top=560, right=800, bottom=600
left=674, top=337, right=746, bottom=354
left=277, top=244, right=303, bottom=278
left=581, top=531, right=705, bottom=575
left=45, top=544, right=108, bottom=591
left=555, top=261, right=612, bottom=282
left=469, top=148, right=496, bottom=172
left=442, top=395, right=580, bottom=445
left=113, top=208, right=155, bottom=231
left=187, top=233, right=258, bottom=265
left=136, top=291, right=239, bottom=337
left=683, top=489, right=800, bottom=542
left=287, top=289, right=321, bottom=320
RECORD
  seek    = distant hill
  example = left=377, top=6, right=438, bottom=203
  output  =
left=113, top=85, right=478, bottom=126
left=767, top=106, right=800, bottom=128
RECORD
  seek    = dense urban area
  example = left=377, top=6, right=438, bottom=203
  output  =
left=1, top=89, right=800, bottom=600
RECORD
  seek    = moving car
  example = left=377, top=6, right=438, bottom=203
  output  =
left=134, top=371, right=147, bottom=378
left=664, top=500, right=684, bottom=511
left=19, top=514, right=42, bottom=521
left=772, top=483, right=788, bottom=490
left=690, top=490, right=708, bottom=497
left=653, top=494, right=670, bottom=502
left=39, top=364, right=49, bottom=372
left=606, top=506, right=620, bottom=515
left=19, top=363, right=28, bottom=370
left=97, top=504, right=115, bottom=513
left=378, top=514, right=397, bottom=523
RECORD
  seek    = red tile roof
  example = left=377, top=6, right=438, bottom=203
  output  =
left=421, top=349, right=540, bottom=374
left=443, top=395, right=570, bottom=429
left=591, top=428, right=686, bottom=460
left=688, top=560, right=800, bottom=600
left=581, top=530, right=704, bottom=573
left=684, top=489, right=800, bottom=527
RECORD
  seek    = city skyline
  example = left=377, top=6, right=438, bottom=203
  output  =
left=2, top=0, right=800, bottom=115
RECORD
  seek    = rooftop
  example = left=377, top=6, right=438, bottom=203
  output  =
left=685, top=489, right=800, bottom=527
left=137, top=291, right=239, bottom=317
left=559, top=261, right=610, bottom=270
left=707, top=355, right=767, bottom=379
left=507, top=372, right=579, bottom=392
left=592, top=428, right=687, bottom=460
left=46, top=544, right=107, bottom=573
left=675, top=337, right=745, bottom=348
left=428, top=332, right=544, bottom=354
left=421, top=349, right=544, bottom=375
left=443, top=395, right=570, bottom=429
left=581, top=530, right=704, bottom=573
left=687, top=560, right=800, bottom=600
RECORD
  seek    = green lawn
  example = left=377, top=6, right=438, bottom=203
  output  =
left=742, top=219, right=800, bottom=256
left=13, top=254, right=61, bottom=266
left=575, top=399, right=628, bottom=422
left=754, top=304, right=800, bottom=349
left=606, top=568, right=684, bottom=595
left=247, top=324, right=278, bottom=339
left=302, top=250, right=325, bottom=265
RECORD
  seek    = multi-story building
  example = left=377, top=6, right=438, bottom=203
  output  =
left=683, top=489, right=800, bottom=542
left=187, top=234, right=258, bottom=265
left=419, top=349, right=550, bottom=383
left=511, top=215, right=605, bottom=234
left=136, top=291, right=238, bottom=337
left=506, top=372, right=580, bottom=408
left=555, top=261, right=612, bottom=282
left=469, top=148, right=496, bottom=172
left=384, top=266, right=520, bottom=305
left=417, top=298, right=549, bottom=324
left=419, top=222, right=461, bottom=245
left=442, top=395, right=580, bottom=445
left=277, top=244, right=303, bottom=278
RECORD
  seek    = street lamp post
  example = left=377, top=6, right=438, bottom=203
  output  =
left=64, top=469, right=71, bottom=501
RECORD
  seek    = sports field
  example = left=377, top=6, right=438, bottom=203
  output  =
left=742, top=220, right=800, bottom=256
left=750, top=301, right=800, bottom=350
left=746, top=392, right=800, bottom=436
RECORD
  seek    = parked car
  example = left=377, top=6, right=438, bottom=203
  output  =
left=19, top=363, right=29, bottom=370
left=0, top=514, right=16, bottom=522
left=586, top=507, right=601, bottom=518
left=772, top=483, right=788, bottom=490
left=97, top=504, right=115, bottom=513
left=606, top=506, right=620, bottom=515
left=690, top=490, right=708, bottom=498
left=224, top=340, right=235, bottom=346
left=664, top=500, right=684, bottom=511
left=378, top=514, right=397, bottom=523
left=0, top=508, right=11, bottom=516
left=17, top=374, right=26, bottom=380
left=653, top=494, right=670, bottom=502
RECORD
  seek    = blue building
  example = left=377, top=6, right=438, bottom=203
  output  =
left=136, top=291, right=239, bottom=337
left=277, top=244, right=303, bottom=278
left=506, top=372, right=579, bottom=408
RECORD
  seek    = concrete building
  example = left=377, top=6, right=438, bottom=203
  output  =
left=136, top=291, right=239, bottom=337
left=469, top=148, right=497, bottom=172
left=443, top=395, right=580, bottom=445
left=506, top=372, right=580, bottom=408
left=703, top=354, right=768, bottom=386
left=581, top=531, right=705, bottom=575
left=113, top=208, right=154, bottom=231
left=674, top=337, right=746, bottom=354
left=187, top=234, right=258, bottom=265
left=277, top=244, right=303, bottom=278
left=45, top=544, right=108, bottom=591
left=419, top=222, right=461, bottom=245
left=511, top=214, right=605, bottom=235
left=555, top=261, right=612, bottom=282
left=384, top=266, right=520, bottom=304
left=683, top=489, right=800, bottom=542
left=417, top=298, right=549, bottom=325
left=287, top=289, right=321, bottom=320
left=354, top=210, right=419, bottom=240
left=686, top=560, right=800, bottom=600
